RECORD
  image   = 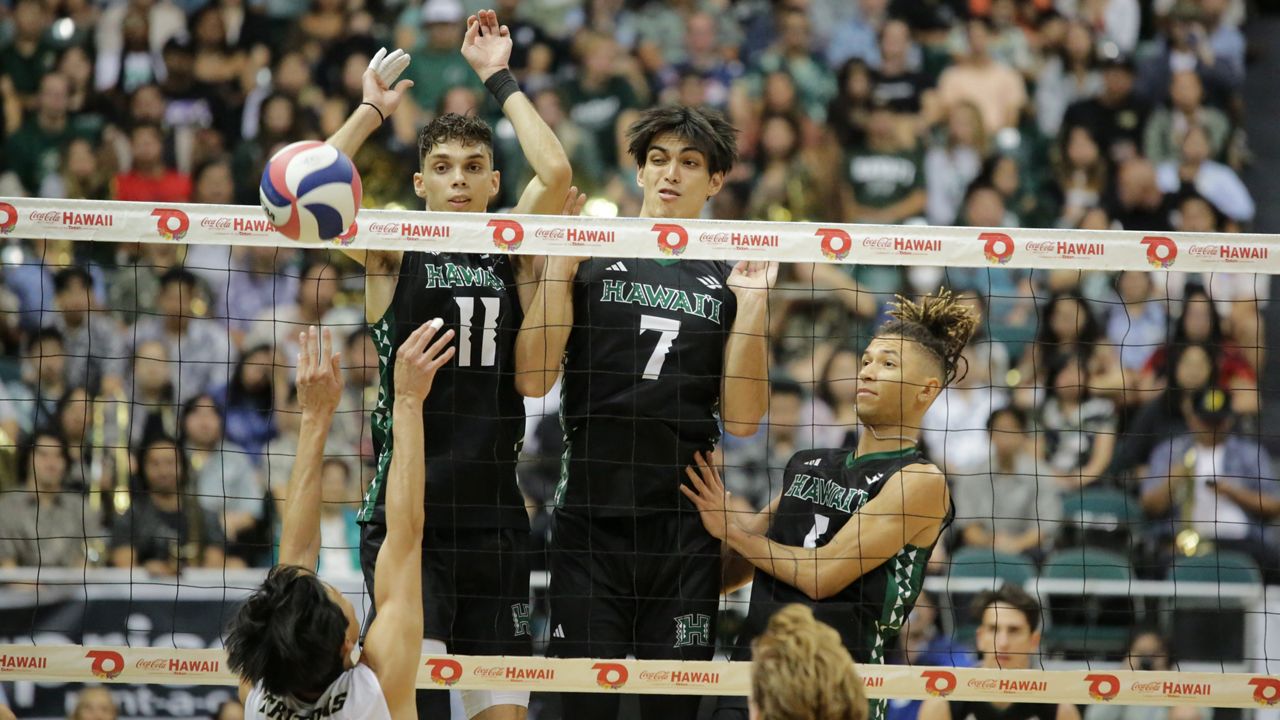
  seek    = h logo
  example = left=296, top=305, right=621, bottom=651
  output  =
left=511, top=603, right=531, bottom=637
left=673, top=613, right=711, bottom=648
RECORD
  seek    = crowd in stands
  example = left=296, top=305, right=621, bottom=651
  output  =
left=0, top=0, right=1275, bottom=659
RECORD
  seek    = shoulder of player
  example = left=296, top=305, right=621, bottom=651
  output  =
left=892, top=462, right=946, bottom=490
left=784, top=447, right=845, bottom=471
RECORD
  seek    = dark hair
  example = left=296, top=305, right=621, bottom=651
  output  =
left=26, top=326, right=64, bottom=354
left=52, top=266, right=93, bottom=293
left=158, top=267, right=200, bottom=291
left=1175, top=190, right=1224, bottom=231
left=1126, top=626, right=1174, bottom=663
left=1047, top=349, right=1092, bottom=399
left=755, top=112, right=802, bottom=163
left=55, top=385, right=89, bottom=430
left=986, top=405, right=1027, bottom=432
left=226, top=344, right=276, bottom=412
left=345, top=325, right=370, bottom=348
left=135, top=434, right=188, bottom=492
left=1167, top=341, right=1219, bottom=391
left=972, top=583, right=1041, bottom=632
left=193, top=155, right=232, bottom=185
left=178, top=393, right=222, bottom=446
left=816, top=345, right=858, bottom=410
left=770, top=374, right=804, bottom=400
left=1173, top=283, right=1222, bottom=346
left=876, top=288, right=981, bottom=386
left=626, top=105, right=739, bottom=176
left=226, top=565, right=349, bottom=698
left=1035, top=291, right=1102, bottom=348
left=18, top=428, right=69, bottom=483
left=418, top=112, right=494, bottom=166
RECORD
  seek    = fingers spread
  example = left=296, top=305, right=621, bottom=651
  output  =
left=369, top=47, right=387, bottom=70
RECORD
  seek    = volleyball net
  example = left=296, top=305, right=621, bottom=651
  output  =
left=0, top=197, right=1278, bottom=715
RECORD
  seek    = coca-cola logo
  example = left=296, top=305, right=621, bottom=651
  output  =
left=535, top=227, right=567, bottom=239
left=1188, top=245, right=1218, bottom=257
left=982, top=232, right=1014, bottom=264
left=639, top=671, right=670, bottom=682
left=1024, top=241, right=1057, bottom=253
left=488, top=218, right=524, bottom=251
left=473, top=666, right=505, bottom=679
left=699, top=231, right=731, bottom=245
left=653, top=223, right=688, bottom=255
left=425, top=658, right=463, bottom=686
left=0, top=202, right=17, bottom=234
left=151, top=208, right=189, bottom=241
left=201, top=217, right=231, bottom=230
left=367, top=222, right=396, bottom=234
left=135, top=659, right=168, bottom=671
left=922, top=670, right=957, bottom=697
left=1131, top=681, right=1162, bottom=693
left=968, top=679, right=999, bottom=690
left=862, top=236, right=893, bottom=249
left=817, top=228, right=852, bottom=260
left=593, top=662, right=628, bottom=689
left=87, top=650, right=124, bottom=680
left=1085, top=674, right=1120, bottom=702
left=1141, top=236, right=1178, bottom=269
left=29, top=210, right=61, bottom=223
left=1250, top=678, right=1280, bottom=706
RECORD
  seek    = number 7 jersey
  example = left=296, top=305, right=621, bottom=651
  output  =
left=358, top=251, right=527, bottom=531
left=558, top=257, right=737, bottom=515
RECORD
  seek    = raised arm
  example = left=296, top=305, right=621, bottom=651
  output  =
left=462, top=9, right=572, bottom=216
left=277, top=326, right=344, bottom=570
left=722, top=261, right=776, bottom=436
left=361, top=319, right=455, bottom=716
left=325, top=47, right=414, bottom=269
left=683, top=453, right=949, bottom=601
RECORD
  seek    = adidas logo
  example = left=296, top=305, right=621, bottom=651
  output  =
left=607, top=261, right=627, bottom=272
left=866, top=472, right=885, bottom=486
left=804, top=458, right=822, bottom=466
left=697, top=275, right=723, bottom=290
left=553, top=625, right=565, bottom=639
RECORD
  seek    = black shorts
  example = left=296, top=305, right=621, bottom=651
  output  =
left=546, top=507, right=720, bottom=660
left=359, top=523, right=532, bottom=656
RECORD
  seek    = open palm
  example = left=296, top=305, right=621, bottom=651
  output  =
left=461, top=9, right=513, bottom=81
left=363, top=47, right=413, bottom=118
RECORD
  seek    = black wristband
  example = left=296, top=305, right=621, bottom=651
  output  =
left=360, top=101, right=386, bottom=125
left=483, top=68, right=519, bottom=106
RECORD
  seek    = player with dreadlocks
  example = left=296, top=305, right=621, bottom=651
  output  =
left=682, top=289, right=980, bottom=720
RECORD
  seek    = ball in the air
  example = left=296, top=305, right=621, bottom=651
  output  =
left=259, top=141, right=362, bottom=242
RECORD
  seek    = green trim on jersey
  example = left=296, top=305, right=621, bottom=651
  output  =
left=653, top=258, right=681, bottom=267
left=845, top=446, right=919, bottom=469
left=358, top=310, right=397, bottom=523
left=864, top=543, right=928, bottom=720
left=554, top=378, right=570, bottom=509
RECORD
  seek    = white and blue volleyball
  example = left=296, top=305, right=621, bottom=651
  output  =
left=259, top=141, right=362, bottom=241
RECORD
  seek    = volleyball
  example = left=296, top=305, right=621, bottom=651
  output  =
left=259, top=140, right=362, bottom=242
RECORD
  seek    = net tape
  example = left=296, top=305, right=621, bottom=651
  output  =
left=1, top=645, right=1277, bottom=707
left=0, top=197, right=1275, bottom=272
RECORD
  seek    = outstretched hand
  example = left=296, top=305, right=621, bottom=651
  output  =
left=461, top=9, right=513, bottom=82
left=680, top=451, right=736, bottom=541
left=363, top=47, right=414, bottom=120
left=394, top=319, right=457, bottom=401
left=296, top=326, right=344, bottom=418
left=727, top=260, right=778, bottom=297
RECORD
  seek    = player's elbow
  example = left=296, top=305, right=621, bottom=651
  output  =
left=723, top=419, right=759, bottom=437
left=515, top=370, right=553, bottom=398
left=543, top=160, right=573, bottom=196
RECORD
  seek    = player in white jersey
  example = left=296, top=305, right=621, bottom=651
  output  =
left=227, top=321, right=456, bottom=720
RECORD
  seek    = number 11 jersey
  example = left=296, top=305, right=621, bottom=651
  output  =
left=358, top=251, right=527, bottom=531
left=558, top=257, right=737, bottom=516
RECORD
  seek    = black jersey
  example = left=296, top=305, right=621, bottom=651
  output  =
left=735, top=447, right=952, bottom=664
left=946, top=700, right=1056, bottom=720
left=358, top=251, right=527, bottom=530
left=558, top=257, right=737, bottom=515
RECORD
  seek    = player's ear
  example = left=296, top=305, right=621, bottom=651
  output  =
left=635, top=167, right=645, bottom=188
left=706, top=170, right=725, bottom=199
left=413, top=172, right=427, bottom=199
left=489, top=169, right=501, bottom=200
left=916, top=375, right=942, bottom=405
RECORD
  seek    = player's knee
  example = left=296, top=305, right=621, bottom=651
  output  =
left=462, top=691, right=530, bottom=720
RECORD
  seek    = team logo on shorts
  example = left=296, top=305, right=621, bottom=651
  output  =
left=980, top=232, right=1014, bottom=265
left=672, top=613, right=711, bottom=648
left=488, top=218, right=524, bottom=251
left=816, top=228, right=852, bottom=260
left=0, top=202, right=17, bottom=235
left=1085, top=674, right=1121, bottom=702
left=652, top=223, right=688, bottom=255
left=1141, top=236, right=1178, bottom=269
left=151, top=208, right=190, bottom=241
left=87, top=650, right=125, bottom=680
left=511, top=603, right=531, bottom=637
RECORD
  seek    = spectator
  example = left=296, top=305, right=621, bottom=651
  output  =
left=316, top=457, right=360, bottom=575
left=42, top=136, right=114, bottom=200
left=1140, top=388, right=1280, bottom=581
left=1014, top=292, right=1119, bottom=409
left=0, top=430, right=102, bottom=568
left=54, top=386, right=98, bottom=492
left=564, top=31, right=642, bottom=170
left=94, top=0, right=186, bottom=92
left=814, top=346, right=861, bottom=448
left=4, top=72, right=88, bottom=195
left=954, top=406, right=1062, bottom=558
left=330, top=326, right=378, bottom=477
left=1034, top=20, right=1101, bottom=138
left=870, top=19, right=933, bottom=126
left=667, top=11, right=743, bottom=110
left=110, top=435, right=226, bottom=573
left=1143, top=71, right=1231, bottom=166
left=826, top=0, right=888, bottom=69
left=45, top=267, right=128, bottom=396
left=747, top=113, right=828, bottom=221
left=133, top=268, right=234, bottom=403
left=922, top=343, right=1009, bottom=478
left=1200, top=0, right=1245, bottom=92
left=1085, top=630, right=1211, bottom=720
left=70, top=686, right=118, bottom=720
left=1136, top=0, right=1239, bottom=105
left=1155, top=124, right=1253, bottom=224
left=1110, top=342, right=1216, bottom=479
left=406, top=0, right=483, bottom=118
left=1104, top=270, right=1168, bottom=378
left=212, top=344, right=277, bottom=459
left=827, top=59, right=874, bottom=150
left=1038, top=351, right=1117, bottom=489
left=107, top=241, right=182, bottom=323
left=523, top=88, right=607, bottom=194
left=219, top=246, right=301, bottom=343
left=723, top=376, right=834, bottom=509
left=1106, top=157, right=1174, bottom=231
left=113, top=122, right=194, bottom=202
left=842, top=99, right=926, bottom=223
left=0, top=0, right=55, bottom=107
left=925, top=101, right=987, bottom=226
left=127, top=339, right=179, bottom=448
left=180, top=394, right=266, bottom=567
left=0, top=328, right=68, bottom=439
left=1060, top=0, right=1139, bottom=55
left=244, top=257, right=361, bottom=361
left=1062, top=54, right=1149, bottom=167
left=1054, top=125, right=1108, bottom=228
left=751, top=7, right=837, bottom=121
left=980, top=153, right=1048, bottom=228
left=936, top=17, right=1027, bottom=132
